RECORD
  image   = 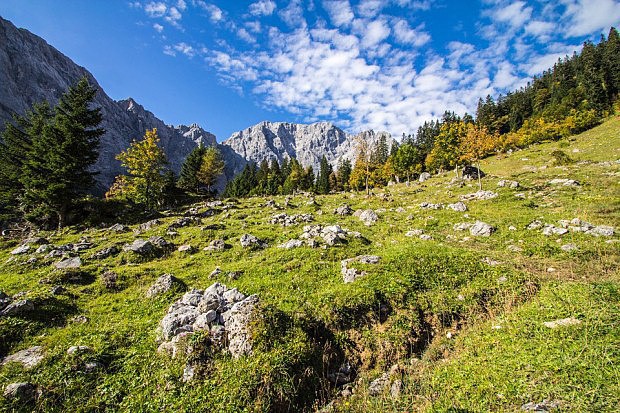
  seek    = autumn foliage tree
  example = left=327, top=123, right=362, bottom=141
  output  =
left=106, top=128, right=168, bottom=209
left=459, top=124, right=497, bottom=189
left=196, top=146, right=225, bottom=194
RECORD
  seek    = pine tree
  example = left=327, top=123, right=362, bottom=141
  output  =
left=107, top=128, right=168, bottom=209
left=20, top=78, right=104, bottom=227
left=337, top=158, right=352, bottom=191
left=316, top=155, right=332, bottom=194
left=178, top=144, right=208, bottom=193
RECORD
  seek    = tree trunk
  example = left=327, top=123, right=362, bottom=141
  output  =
left=477, top=160, right=482, bottom=190
left=365, top=162, right=370, bottom=196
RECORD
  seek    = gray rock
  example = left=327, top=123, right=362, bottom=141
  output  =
left=453, top=222, right=473, bottom=231
left=123, top=239, right=154, bottom=255
left=226, top=295, right=260, bottom=358
left=334, top=204, right=353, bottom=215
left=358, top=209, right=378, bottom=226
left=50, top=285, right=66, bottom=295
left=10, top=245, right=30, bottom=255
left=160, top=306, right=200, bottom=340
left=447, top=201, right=467, bottom=212
left=23, top=237, right=49, bottom=245
left=146, top=274, right=183, bottom=298
left=460, top=190, right=498, bottom=201
left=182, top=363, right=196, bottom=382
left=419, top=234, right=433, bottom=241
left=405, top=229, right=424, bottom=237
left=542, top=225, right=568, bottom=236
left=2, top=346, right=44, bottom=368
left=521, top=399, right=561, bottom=411
left=177, top=244, right=195, bottom=253
left=419, top=172, right=431, bottom=182
left=223, top=288, right=246, bottom=304
left=197, top=293, right=222, bottom=313
left=341, top=255, right=381, bottom=283
left=240, top=234, right=267, bottom=249
left=209, top=267, right=221, bottom=278
left=420, top=202, right=443, bottom=210
left=108, top=223, right=129, bottom=232
left=204, top=239, right=228, bottom=251
left=148, top=236, right=174, bottom=251
left=368, top=372, right=390, bottom=396
left=93, top=245, right=119, bottom=259
left=278, top=239, right=304, bottom=249
left=1, top=299, right=34, bottom=317
left=497, top=180, right=519, bottom=188
left=548, top=178, right=579, bottom=186
left=54, top=256, right=82, bottom=269
left=527, top=220, right=544, bottom=230
left=469, top=221, right=495, bottom=237
left=83, top=361, right=104, bottom=373
left=390, top=379, right=402, bottom=398
left=67, top=345, right=93, bottom=355
left=181, top=289, right=204, bottom=306
left=138, top=219, right=161, bottom=232
left=561, top=243, right=578, bottom=251
left=586, top=225, right=614, bottom=237
left=3, top=382, right=37, bottom=402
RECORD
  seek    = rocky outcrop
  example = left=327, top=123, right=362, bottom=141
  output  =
left=0, top=17, right=216, bottom=194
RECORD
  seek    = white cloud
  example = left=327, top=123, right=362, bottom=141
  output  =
left=165, top=6, right=182, bottom=24
left=323, top=0, right=355, bottom=27
left=194, top=1, right=223, bottom=22
left=560, top=0, right=620, bottom=37
left=392, top=19, right=431, bottom=46
left=237, top=28, right=256, bottom=43
left=177, top=0, right=187, bottom=11
left=362, top=19, right=390, bottom=47
left=174, top=42, right=195, bottom=57
left=525, top=20, right=554, bottom=38
left=153, top=23, right=164, bottom=33
left=163, top=45, right=176, bottom=56
left=357, top=0, right=386, bottom=18
left=145, top=1, right=167, bottom=17
left=279, top=0, right=306, bottom=27
left=490, top=1, right=532, bottom=29
left=249, top=0, right=277, bottom=16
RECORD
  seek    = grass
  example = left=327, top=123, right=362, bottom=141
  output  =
left=0, top=116, right=619, bottom=412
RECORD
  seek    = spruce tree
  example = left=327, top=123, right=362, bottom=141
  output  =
left=20, top=78, right=103, bottom=227
left=316, top=155, right=331, bottom=194
left=178, top=144, right=207, bottom=193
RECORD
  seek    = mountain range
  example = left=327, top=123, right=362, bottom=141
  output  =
left=0, top=16, right=392, bottom=193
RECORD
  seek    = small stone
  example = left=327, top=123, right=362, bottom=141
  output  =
left=419, top=172, right=431, bottom=182
left=447, top=201, right=467, bottom=212
left=521, top=399, right=561, bottom=411
left=358, top=209, right=378, bottom=226
left=390, top=379, right=402, bottom=398
left=240, top=234, right=267, bottom=249
left=123, top=239, right=154, bottom=255
left=177, top=244, right=195, bottom=254
left=405, top=229, right=424, bottom=237
left=182, top=364, right=196, bottom=382
left=83, top=361, right=104, bottom=373
left=50, top=285, right=66, bottom=295
left=72, top=315, right=89, bottom=324
left=1, top=299, right=35, bottom=317
left=209, top=267, right=221, bottom=278
left=67, top=345, right=93, bottom=355
left=11, top=245, right=30, bottom=255
left=561, top=244, right=577, bottom=251
left=146, top=274, right=183, bottom=298
left=108, top=223, right=129, bottom=232
left=420, top=234, right=433, bottom=241
left=509, top=226, right=517, bottom=231
left=368, top=372, right=390, bottom=396
left=334, top=204, right=353, bottom=216
left=204, top=239, right=228, bottom=251
left=278, top=239, right=304, bottom=249
left=543, top=317, right=581, bottom=329
left=470, top=221, right=495, bottom=237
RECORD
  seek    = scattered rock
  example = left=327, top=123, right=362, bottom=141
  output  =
left=560, top=244, right=578, bottom=252
left=357, top=209, right=378, bottom=226
left=405, top=229, right=424, bottom=237
left=548, top=178, right=579, bottom=186
left=168, top=216, right=201, bottom=231
left=368, top=372, right=390, bottom=396
left=10, top=245, right=30, bottom=255
left=341, top=255, right=381, bottom=283
left=177, top=244, right=196, bottom=254
left=270, top=213, right=314, bottom=226
left=54, top=256, right=82, bottom=270
left=83, top=361, right=104, bottom=373
left=543, top=317, right=582, bottom=329
left=204, top=239, right=229, bottom=251
left=23, top=237, right=49, bottom=245
left=521, top=399, right=561, bottom=411
left=460, top=190, right=498, bottom=201
left=93, top=246, right=120, bottom=259
left=67, top=345, right=93, bottom=355
left=482, top=257, right=501, bottom=266
left=278, top=239, right=304, bottom=249
left=420, top=202, right=443, bottom=210
left=240, top=234, right=267, bottom=249
left=50, top=285, right=66, bottom=295
left=419, top=172, right=431, bottom=182
left=453, top=222, right=473, bottom=231
left=148, top=236, right=174, bottom=251
left=542, top=225, right=568, bottom=236
left=225, top=294, right=260, bottom=358
left=447, top=201, right=467, bottom=212
left=123, top=239, right=155, bottom=255
left=101, top=271, right=118, bottom=290
left=470, top=221, right=495, bottom=236
left=586, top=225, right=614, bottom=237
left=147, top=274, right=184, bottom=298
left=497, top=180, right=519, bottom=188
left=2, top=346, right=44, bottom=368
left=209, top=267, right=221, bottom=278
left=108, top=223, right=129, bottom=232
left=419, top=234, right=433, bottom=240
left=527, top=220, right=544, bottom=230
left=327, top=362, right=353, bottom=385
left=72, top=315, right=89, bottom=324
left=507, top=245, right=523, bottom=252
left=390, top=379, right=402, bottom=398
left=334, top=204, right=353, bottom=216
left=1, top=299, right=35, bottom=317
left=3, top=382, right=37, bottom=402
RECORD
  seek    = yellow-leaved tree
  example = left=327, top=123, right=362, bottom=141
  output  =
left=196, top=146, right=225, bottom=194
left=459, top=124, right=497, bottom=190
left=106, top=128, right=168, bottom=209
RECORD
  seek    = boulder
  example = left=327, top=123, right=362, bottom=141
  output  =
left=368, top=372, right=390, bottom=396
left=358, top=209, right=378, bottom=226
left=419, top=172, right=431, bottom=182
left=240, top=234, right=267, bottom=249
left=278, top=239, right=304, bottom=249
left=54, top=256, right=82, bottom=270
left=67, top=345, right=93, bottom=355
left=460, top=190, right=498, bottom=201
left=334, top=204, right=353, bottom=216
left=1, top=299, right=35, bottom=317
left=123, top=239, right=154, bottom=255
left=226, top=295, right=260, bottom=358
left=497, top=180, right=519, bottom=188
left=586, top=225, right=614, bottom=237
left=10, top=245, right=30, bottom=255
left=548, top=178, right=579, bottom=186
left=419, top=202, right=443, bottom=210
left=108, top=223, right=129, bottom=232
left=137, top=219, right=161, bottom=232
left=2, top=346, right=44, bottom=368
left=3, top=382, right=37, bottom=402
left=469, top=221, right=495, bottom=237
left=146, top=274, right=184, bottom=298
left=148, top=236, right=174, bottom=251
left=204, top=239, right=228, bottom=251
left=177, top=245, right=195, bottom=254
left=93, top=246, right=120, bottom=259
left=447, top=202, right=467, bottom=212
left=341, top=255, right=381, bottom=283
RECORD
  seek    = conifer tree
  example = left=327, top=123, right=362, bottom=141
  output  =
left=178, top=144, right=208, bottom=193
left=316, top=155, right=332, bottom=194
left=20, top=78, right=104, bottom=227
left=337, top=158, right=352, bottom=191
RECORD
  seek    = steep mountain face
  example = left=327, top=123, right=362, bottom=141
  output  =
left=0, top=16, right=215, bottom=193
left=0, top=16, right=395, bottom=194
left=221, top=121, right=394, bottom=177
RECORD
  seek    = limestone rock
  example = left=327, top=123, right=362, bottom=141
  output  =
left=147, top=274, right=184, bottom=298
left=278, top=239, right=304, bottom=249
left=497, top=179, right=519, bottom=188
left=357, top=209, right=378, bottom=226
left=1, top=299, right=35, bottom=317
left=419, top=172, right=431, bottom=182
left=10, top=245, right=30, bottom=255
left=543, top=317, right=582, bottom=329
left=447, top=201, right=467, bottom=212
left=334, top=204, right=353, bottom=216
left=54, top=256, right=82, bottom=269
left=123, top=239, right=154, bottom=255
left=2, top=346, right=44, bottom=368
left=469, top=221, right=495, bottom=236
left=548, top=178, right=579, bottom=186
left=3, top=382, right=37, bottom=402
left=204, top=239, right=228, bottom=251
left=460, top=190, right=498, bottom=201
left=67, top=345, right=93, bottom=355
left=226, top=295, right=260, bottom=358
left=240, top=234, right=267, bottom=249
left=341, top=255, right=381, bottom=283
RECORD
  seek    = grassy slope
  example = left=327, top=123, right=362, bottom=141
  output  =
left=0, top=116, right=618, bottom=412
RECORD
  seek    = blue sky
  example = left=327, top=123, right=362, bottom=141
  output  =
left=2, top=1, right=619, bottom=140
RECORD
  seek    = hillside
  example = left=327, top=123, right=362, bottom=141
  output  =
left=0, top=116, right=618, bottom=411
